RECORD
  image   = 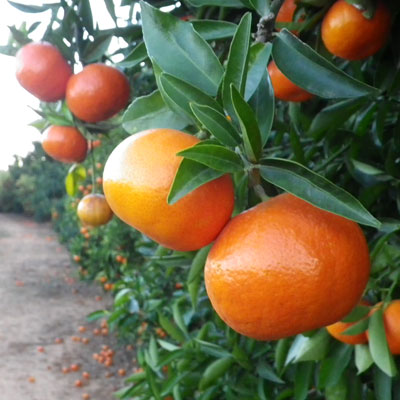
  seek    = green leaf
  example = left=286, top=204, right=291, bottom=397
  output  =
left=192, top=20, right=237, bottom=40
left=341, top=318, right=368, bottom=336
left=374, top=367, right=392, bottom=400
left=286, top=330, right=330, bottom=364
left=260, top=158, right=381, bottom=228
left=83, top=34, right=112, bottom=63
left=168, top=159, right=224, bottom=205
left=186, top=0, right=244, bottom=7
left=318, top=344, right=353, bottom=388
left=222, top=13, right=252, bottom=119
left=172, top=300, right=189, bottom=338
left=308, top=98, right=367, bottom=139
left=199, top=357, right=234, bottom=390
left=257, top=360, right=285, bottom=384
left=86, top=310, right=109, bottom=322
left=122, top=90, right=189, bottom=133
left=141, top=1, right=224, bottom=96
left=294, top=362, right=313, bottom=400
left=178, top=144, right=243, bottom=173
left=103, top=0, right=117, bottom=23
left=118, top=42, right=148, bottom=68
left=188, top=246, right=210, bottom=283
left=325, top=376, right=348, bottom=400
left=8, top=0, right=56, bottom=13
left=159, top=73, right=224, bottom=122
left=188, top=276, right=202, bottom=309
left=65, top=165, right=87, bottom=196
left=245, top=42, right=272, bottom=100
left=249, top=0, right=270, bottom=15
left=272, top=29, right=380, bottom=99
left=341, top=304, right=370, bottom=323
left=231, top=85, right=262, bottom=162
left=249, top=69, right=274, bottom=146
left=78, top=0, right=94, bottom=34
left=355, top=344, right=373, bottom=374
left=190, top=103, right=241, bottom=147
left=158, top=312, right=186, bottom=343
left=368, top=307, right=397, bottom=377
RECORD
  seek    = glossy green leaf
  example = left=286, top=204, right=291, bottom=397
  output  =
left=141, top=1, right=224, bottom=96
left=368, top=307, right=397, bottom=377
left=187, top=246, right=211, bottom=283
left=355, top=344, right=373, bottom=374
left=172, top=301, right=189, bottom=338
left=168, top=159, right=224, bottom=205
left=342, top=318, right=368, bottom=336
left=222, top=13, right=252, bottom=119
left=188, top=276, right=202, bottom=309
left=257, top=360, right=285, bottom=384
left=118, top=42, right=148, bottom=68
left=231, top=85, right=262, bottom=162
left=122, top=90, right=189, bottom=133
left=249, top=69, right=274, bottom=146
left=199, top=357, right=234, bottom=390
left=245, top=42, right=272, bottom=100
left=158, top=312, right=186, bottom=343
left=286, top=330, right=330, bottom=364
left=178, top=144, right=243, bottom=173
left=341, top=304, right=370, bottom=323
left=260, top=158, right=381, bottom=228
left=192, top=20, right=237, bottom=40
left=272, top=29, right=380, bottom=99
left=190, top=103, right=241, bottom=147
left=186, top=0, right=243, bottom=7
left=159, top=73, right=224, bottom=122
left=308, top=98, right=367, bottom=139
left=294, top=362, right=313, bottom=400
left=8, top=0, right=56, bottom=13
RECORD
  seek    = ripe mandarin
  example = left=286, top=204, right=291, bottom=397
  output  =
left=103, top=129, right=235, bottom=251
left=66, top=63, right=130, bottom=122
left=42, top=126, right=87, bottom=163
left=205, top=194, right=370, bottom=340
left=321, top=0, right=391, bottom=60
left=77, top=194, right=113, bottom=227
left=268, top=61, right=313, bottom=102
left=381, top=300, right=400, bottom=354
left=16, top=42, right=72, bottom=102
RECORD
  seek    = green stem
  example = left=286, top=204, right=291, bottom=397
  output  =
left=255, top=0, right=285, bottom=43
left=89, top=141, right=96, bottom=194
left=314, top=143, right=351, bottom=173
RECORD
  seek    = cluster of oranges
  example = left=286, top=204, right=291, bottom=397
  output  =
left=270, top=0, right=391, bottom=102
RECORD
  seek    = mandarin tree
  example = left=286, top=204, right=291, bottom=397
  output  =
left=3, top=0, right=400, bottom=398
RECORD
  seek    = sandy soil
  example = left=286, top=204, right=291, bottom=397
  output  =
left=0, top=213, right=135, bottom=400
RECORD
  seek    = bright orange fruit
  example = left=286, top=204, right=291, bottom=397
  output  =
left=321, top=0, right=391, bottom=60
left=42, top=126, right=88, bottom=163
left=103, top=129, right=235, bottom=251
left=16, top=42, right=72, bottom=102
left=205, top=194, right=370, bottom=340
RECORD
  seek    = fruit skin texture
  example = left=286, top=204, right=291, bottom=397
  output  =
left=276, top=0, right=297, bottom=24
left=66, top=64, right=130, bottom=123
left=42, top=126, right=88, bottom=163
left=77, top=194, right=113, bottom=227
left=321, top=0, right=391, bottom=60
left=16, top=42, right=72, bottom=102
left=326, top=301, right=370, bottom=345
left=268, top=61, right=313, bottom=102
left=103, top=129, right=235, bottom=252
left=205, top=194, right=370, bottom=341
left=382, top=300, right=400, bottom=354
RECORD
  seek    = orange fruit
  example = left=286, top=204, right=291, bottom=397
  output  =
left=16, top=42, right=72, bottom=102
left=66, top=63, right=130, bottom=122
left=74, top=379, right=83, bottom=387
left=268, top=61, right=313, bottom=102
left=205, top=194, right=370, bottom=340
left=326, top=300, right=370, bottom=345
left=42, top=126, right=88, bottom=163
left=103, top=129, right=235, bottom=251
left=321, top=0, right=391, bottom=60
left=77, top=194, right=113, bottom=227
left=381, top=300, right=400, bottom=354
left=276, top=0, right=297, bottom=25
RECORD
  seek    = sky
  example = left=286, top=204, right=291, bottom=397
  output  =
left=0, top=0, right=134, bottom=171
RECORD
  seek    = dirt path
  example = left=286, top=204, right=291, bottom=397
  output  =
left=0, top=214, right=134, bottom=400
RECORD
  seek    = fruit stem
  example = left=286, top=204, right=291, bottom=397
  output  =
left=89, top=141, right=96, bottom=194
left=255, top=0, right=285, bottom=43
left=249, top=168, right=269, bottom=202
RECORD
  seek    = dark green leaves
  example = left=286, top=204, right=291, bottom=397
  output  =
left=231, top=86, right=262, bottom=162
left=118, top=42, right=148, bottom=68
left=190, top=104, right=241, bottom=147
left=186, top=0, right=243, bottom=7
left=122, top=90, right=189, bottom=133
left=141, top=1, right=224, bottom=96
left=8, top=0, right=56, bottom=13
left=222, top=13, right=252, bottom=118
left=192, top=20, right=237, bottom=40
left=272, top=29, right=380, bottom=99
left=198, top=357, right=234, bottom=390
left=260, top=158, right=381, bottom=228
left=167, top=159, right=224, bottom=205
